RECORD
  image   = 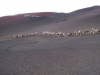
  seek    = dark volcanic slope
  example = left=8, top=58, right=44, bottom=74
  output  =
left=0, top=6, right=100, bottom=38
left=0, top=12, right=67, bottom=38
left=34, top=6, right=100, bottom=32
left=70, top=5, right=100, bottom=13
left=0, top=6, right=100, bottom=39
left=67, top=5, right=100, bottom=19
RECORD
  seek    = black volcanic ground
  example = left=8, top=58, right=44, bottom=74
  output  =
left=0, top=6, right=100, bottom=75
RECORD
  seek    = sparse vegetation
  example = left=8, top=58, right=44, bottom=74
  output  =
left=62, top=19, right=66, bottom=21
left=54, top=20, right=59, bottom=23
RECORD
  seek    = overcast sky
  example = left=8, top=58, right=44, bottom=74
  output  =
left=0, top=0, right=100, bottom=17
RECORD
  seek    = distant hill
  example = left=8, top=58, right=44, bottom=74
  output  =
left=67, top=5, right=100, bottom=19
left=0, top=5, right=100, bottom=39
left=0, top=12, right=67, bottom=38
left=70, top=5, right=100, bottom=13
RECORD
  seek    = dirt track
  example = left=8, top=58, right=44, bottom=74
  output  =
left=0, top=34, right=100, bottom=75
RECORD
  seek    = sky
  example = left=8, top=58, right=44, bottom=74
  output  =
left=0, top=0, right=100, bottom=17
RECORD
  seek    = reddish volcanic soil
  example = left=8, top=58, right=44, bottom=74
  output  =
left=0, top=6, right=100, bottom=75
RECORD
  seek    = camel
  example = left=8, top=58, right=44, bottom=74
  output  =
left=8, top=28, right=100, bottom=40
left=67, top=32, right=73, bottom=37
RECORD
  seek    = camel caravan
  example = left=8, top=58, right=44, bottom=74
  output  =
left=9, top=28, right=100, bottom=40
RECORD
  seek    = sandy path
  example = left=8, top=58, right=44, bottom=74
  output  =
left=0, top=35, right=100, bottom=75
